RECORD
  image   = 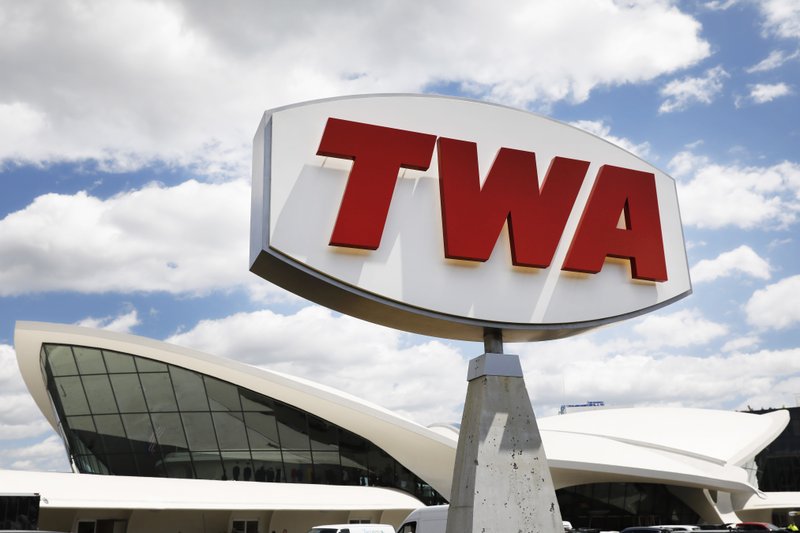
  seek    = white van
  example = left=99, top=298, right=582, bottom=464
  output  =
left=397, top=505, right=575, bottom=533
left=307, top=524, right=395, bottom=533
left=397, top=505, right=448, bottom=533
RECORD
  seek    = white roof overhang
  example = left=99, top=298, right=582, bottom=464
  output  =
left=0, top=468, right=422, bottom=511
left=14, top=322, right=790, bottom=501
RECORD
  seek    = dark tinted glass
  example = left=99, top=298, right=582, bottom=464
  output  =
left=192, top=451, right=225, bottom=480
left=67, top=414, right=96, bottom=433
left=140, top=373, right=178, bottom=411
left=121, top=413, right=156, bottom=450
left=151, top=412, right=187, bottom=449
left=110, top=374, right=147, bottom=412
left=244, top=411, right=280, bottom=449
left=74, top=346, right=106, bottom=374
left=82, top=374, right=118, bottom=414
left=103, top=350, right=136, bottom=373
left=282, top=450, right=313, bottom=483
left=164, top=458, right=195, bottom=479
left=311, top=451, right=341, bottom=484
left=240, top=389, right=276, bottom=411
left=221, top=452, right=254, bottom=480
left=46, top=345, right=78, bottom=376
left=105, top=453, right=138, bottom=476
left=135, top=357, right=167, bottom=373
left=251, top=450, right=283, bottom=481
left=205, top=376, right=241, bottom=411
left=339, top=431, right=368, bottom=485
left=213, top=411, right=249, bottom=450
left=134, top=454, right=163, bottom=477
left=275, top=404, right=310, bottom=450
left=42, top=343, right=446, bottom=504
left=556, top=483, right=699, bottom=531
left=181, top=412, right=218, bottom=451
left=368, top=447, right=395, bottom=487
left=171, top=367, right=209, bottom=411
left=309, top=415, right=339, bottom=451
left=94, top=414, right=130, bottom=454
left=66, top=415, right=100, bottom=454
left=53, top=376, right=90, bottom=415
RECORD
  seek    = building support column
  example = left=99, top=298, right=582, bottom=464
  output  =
left=446, top=329, right=562, bottom=533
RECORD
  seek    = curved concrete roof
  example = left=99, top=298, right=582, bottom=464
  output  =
left=14, top=321, right=457, bottom=499
left=541, top=407, right=788, bottom=493
left=14, top=321, right=789, bottom=501
left=0, top=468, right=423, bottom=511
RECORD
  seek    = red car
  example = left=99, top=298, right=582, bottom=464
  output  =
left=735, top=523, right=783, bottom=531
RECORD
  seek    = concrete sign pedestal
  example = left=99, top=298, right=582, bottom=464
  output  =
left=446, top=352, right=563, bottom=533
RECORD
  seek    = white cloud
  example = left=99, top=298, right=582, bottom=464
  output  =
left=75, top=308, right=141, bottom=333
left=0, top=178, right=286, bottom=300
left=659, top=66, right=729, bottom=113
left=66, top=303, right=797, bottom=425
left=746, top=49, right=800, bottom=73
left=739, top=376, right=800, bottom=412
left=632, top=308, right=728, bottom=349
left=163, top=304, right=800, bottom=420
left=746, top=274, right=800, bottom=330
left=758, top=0, right=800, bottom=39
left=0, top=0, right=709, bottom=172
left=165, top=306, right=470, bottom=425
left=517, top=330, right=800, bottom=415
left=703, top=0, right=739, bottom=10
left=0, top=435, right=70, bottom=472
left=690, top=245, right=771, bottom=283
left=668, top=150, right=711, bottom=178
left=569, top=120, right=651, bottom=159
left=721, top=335, right=760, bottom=353
left=671, top=152, right=800, bottom=229
left=0, top=345, right=56, bottom=442
left=748, top=82, right=792, bottom=104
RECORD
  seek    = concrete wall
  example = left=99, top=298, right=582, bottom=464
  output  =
left=268, top=510, right=349, bottom=533
left=380, top=508, right=412, bottom=528
left=38, top=508, right=77, bottom=532
left=39, top=508, right=408, bottom=533
left=126, top=509, right=230, bottom=533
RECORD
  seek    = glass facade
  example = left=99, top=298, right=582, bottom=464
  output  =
left=556, top=483, right=699, bottom=531
left=41, top=343, right=446, bottom=505
left=754, top=407, right=800, bottom=492
left=0, top=494, right=39, bottom=530
left=751, top=407, right=800, bottom=526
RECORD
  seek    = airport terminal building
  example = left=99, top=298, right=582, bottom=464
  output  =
left=3, top=321, right=800, bottom=533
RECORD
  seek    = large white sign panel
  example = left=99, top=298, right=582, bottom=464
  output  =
left=250, top=95, right=691, bottom=341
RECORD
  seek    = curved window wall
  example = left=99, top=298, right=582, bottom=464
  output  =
left=41, top=343, right=446, bottom=506
left=556, top=483, right=699, bottom=530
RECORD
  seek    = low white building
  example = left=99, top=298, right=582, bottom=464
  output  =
left=3, top=321, right=799, bottom=533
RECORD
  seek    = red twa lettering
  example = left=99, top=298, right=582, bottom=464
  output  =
left=438, top=137, right=589, bottom=268
left=316, top=117, right=668, bottom=282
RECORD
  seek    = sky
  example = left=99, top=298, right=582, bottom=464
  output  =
left=0, top=0, right=799, bottom=472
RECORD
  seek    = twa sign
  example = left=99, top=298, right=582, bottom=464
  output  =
left=250, top=95, right=691, bottom=341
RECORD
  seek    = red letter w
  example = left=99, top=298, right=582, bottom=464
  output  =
left=437, top=137, right=589, bottom=268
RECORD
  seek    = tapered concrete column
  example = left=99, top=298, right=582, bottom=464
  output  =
left=446, top=351, right=562, bottom=533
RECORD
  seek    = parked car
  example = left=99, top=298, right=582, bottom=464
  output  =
left=735, top=524, right=784, bottom=531
left=621, top=527, right=673, bottom=533
left=307, top=524, right=395, bottom=533
left=396, top=506, right=577, bottom=533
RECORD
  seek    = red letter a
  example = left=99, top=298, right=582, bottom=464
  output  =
left=562, top=165, right=668, bottom=282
